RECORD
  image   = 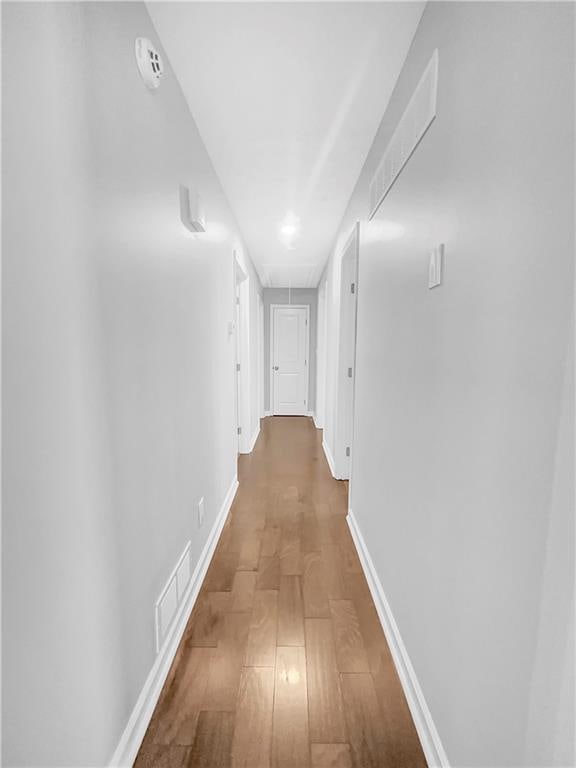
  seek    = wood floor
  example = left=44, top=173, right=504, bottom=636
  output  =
left=134, top=416, right=427, bottom=768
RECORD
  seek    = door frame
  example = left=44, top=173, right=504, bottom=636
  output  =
left=269, top=303, right=310, bottom=416
left=257, top=293, right=265, bottom=418
left=234, top=253, right=250, bottom=454
left=335, top=223, right=360, bottom=479
left=316, top=280, right=327, bottom=429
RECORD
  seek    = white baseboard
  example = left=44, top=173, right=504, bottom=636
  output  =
left=322, top=437, right=338, bottom=478
left=307, top=411, right=322, bottom=429
left=247, top=422, right=260, bottom=453
left=346, top=510, right=450, bottom=768
left=264, top=410, right=271, bottom=417
left=109, top=476, right=239, bottom=768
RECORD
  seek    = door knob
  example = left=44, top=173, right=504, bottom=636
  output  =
left=273, top=366, right=279, bottom=371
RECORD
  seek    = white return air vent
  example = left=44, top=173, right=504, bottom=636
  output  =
left=155, top=541, right=192, bottom=653
left=368, top=49, right=439, bottom=219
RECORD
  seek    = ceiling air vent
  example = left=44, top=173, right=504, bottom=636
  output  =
left=368, top=49, right=438, bottom=219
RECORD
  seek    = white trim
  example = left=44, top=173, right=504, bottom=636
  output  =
left=109, top=476, right=239, bottom=768
left=335, top=223, right=360, bottom=481
left=316, top=280, right=327, bottom=430
left=247, top=421, right=260, bottom=453
left=234, top=253, right=247, bottom=284
left=269, top=303, right=310, bottom=416
left=346, top=510, right=450, bottom=768
left=308, top=412, right=321, bottom=429
left=264, top=410, right=272, bottom=417
left=236, top=276, right=252, bottom=454
left=322, top=437, right=338, bottom=478
left=257, top=293, right=265, bottom=419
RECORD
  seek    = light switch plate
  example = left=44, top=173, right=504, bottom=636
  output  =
left=428, top=244, right=444, bottom=289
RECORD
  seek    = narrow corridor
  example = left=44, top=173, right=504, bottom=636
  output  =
left=3, top=4, right=573, bottom=765
left=135, top=416, right=426, bottom=768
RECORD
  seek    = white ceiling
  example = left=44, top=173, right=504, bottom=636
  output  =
left=148, top=2, right=424, bottom=287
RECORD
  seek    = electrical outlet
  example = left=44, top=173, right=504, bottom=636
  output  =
left=198, top=497, right=205, bottom=528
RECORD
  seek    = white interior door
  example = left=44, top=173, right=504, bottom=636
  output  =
left=271, top=305, right=309, bottom=415
left=336, top=224, right=360, bottom=478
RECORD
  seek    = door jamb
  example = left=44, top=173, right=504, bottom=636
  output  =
left=316, top=281, right=327, bottom=429
left=257, top=293, right=265, bottom=418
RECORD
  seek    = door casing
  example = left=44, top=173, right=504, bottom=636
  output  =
left=316, top=281, right=327, bottom=429
left=257, top=293, right=265, bottom=418
left=335, top=223, right=360, bottom=479
left=234, top=253, right=250, bottom=453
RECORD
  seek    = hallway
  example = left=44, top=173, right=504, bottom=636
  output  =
left=3, top=3, right=574, bottom=766
left=135, top=416, right=426, bottom=768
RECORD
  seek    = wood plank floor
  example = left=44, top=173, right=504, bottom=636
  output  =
left=135, top=416, right=427, bottom=768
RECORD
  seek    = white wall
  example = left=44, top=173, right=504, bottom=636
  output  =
left=525, top=329, right=574, bottom=765
left=3, top=7, right=125, bottom=764
left=319, top=3, right=574, bottom=765
left=263, top=288, right=318, bottom=414
left=2, top=3, right=260, bottom=765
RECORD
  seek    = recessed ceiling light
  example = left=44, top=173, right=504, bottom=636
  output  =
left=280, top=223, right=297, bottom=237
left=278, top=213, right=300, bottom=246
